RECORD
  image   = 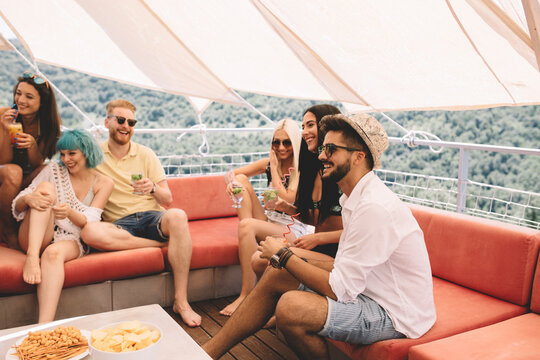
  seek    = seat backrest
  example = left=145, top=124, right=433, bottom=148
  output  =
left=409, top=204, right=540, bottom=306
left=530, top=253, right=540, bottom=313
left=166, top=175, right=237, bottom=220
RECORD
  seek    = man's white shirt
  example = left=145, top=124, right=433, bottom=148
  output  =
left=329, top=171, right=436, bottom=338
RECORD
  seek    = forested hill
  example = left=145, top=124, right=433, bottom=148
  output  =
left=1, top=41, right=538, bottom=193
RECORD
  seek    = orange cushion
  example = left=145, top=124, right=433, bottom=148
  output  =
left=531, top=253, right=540, bottom=313
left=64, top=248, right=165, bottom=288
left=0, top=247, right=34, bottom=294
left=408, top=313, right=540, bottom=360
left=162, top=217, right=239, bottom=270
left=166, top=176, right=237, bottom=220
left=409, top=204, right=540, bottom=305
left=328, top=277, right=527, bottom=360
left=0, top=247, right=165, bottom=294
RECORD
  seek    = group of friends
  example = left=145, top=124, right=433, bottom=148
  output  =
left=0, top=72, right=436, bottom=359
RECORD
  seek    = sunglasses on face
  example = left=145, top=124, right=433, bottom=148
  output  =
left=272, top=139, right=292, bottom=148
left=22, top=71, right=49, bottom=88
left=108, top=115, right=138, bottom=127
left=318, top=143, right=364, bottom=157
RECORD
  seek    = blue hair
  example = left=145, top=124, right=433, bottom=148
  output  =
left=56, top=129, right=103, bottom=169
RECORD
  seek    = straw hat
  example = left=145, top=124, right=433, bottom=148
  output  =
left=324, top=113, right=389, bottom=169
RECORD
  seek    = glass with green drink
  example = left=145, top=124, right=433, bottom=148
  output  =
left=263, top=187, right=279, bottom=214
left=131, top=173, right=143, bottom=195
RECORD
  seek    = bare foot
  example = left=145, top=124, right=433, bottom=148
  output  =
left=23, top=256, right=41, bottom=284
left=263, top=315, right=276, bottom=329
left=173, top=302, right=202, bottom=327
left=219, top=296, right=246, bottom=316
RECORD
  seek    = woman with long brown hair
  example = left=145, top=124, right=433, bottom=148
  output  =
left=0, top=71, right=61, bottom=248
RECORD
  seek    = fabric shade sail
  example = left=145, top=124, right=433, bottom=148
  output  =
left=1, top=0, right=539, bottom=112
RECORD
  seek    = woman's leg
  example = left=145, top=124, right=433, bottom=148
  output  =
left=18, top=182, right=56, bottom=284
left=220, top=219, right=295, bottom=316
left=233, top=174, right=267, bottom=221
left=0, top=164, right=23, bottom=249
left=37, top=240, right=80, bottom=323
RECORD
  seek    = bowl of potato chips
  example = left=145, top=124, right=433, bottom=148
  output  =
left=89, top=320, right=161, bottom=359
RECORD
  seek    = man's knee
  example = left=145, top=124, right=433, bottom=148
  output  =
left=0, top=164, right=23, bottom=187
left=276, top=291, right=307, bottom=322
left=162, top=208, right=188, bottom=228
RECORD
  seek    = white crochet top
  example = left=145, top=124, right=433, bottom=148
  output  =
left=12, top=162, right=103, bottom=242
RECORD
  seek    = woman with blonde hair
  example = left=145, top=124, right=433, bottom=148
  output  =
left=221, top=118, right=309, bottom=315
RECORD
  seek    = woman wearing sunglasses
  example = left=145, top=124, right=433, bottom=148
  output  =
left=0, top=71, right=62, bottom=249
left=12, top=129, right=113, bottom=323
left=220, top=118, right=310, bottom=315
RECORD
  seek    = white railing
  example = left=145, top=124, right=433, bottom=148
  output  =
left=156, top=148, right=540, bottom=230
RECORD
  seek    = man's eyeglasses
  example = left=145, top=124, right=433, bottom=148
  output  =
left=271, top=139, right=292, bottom=148
left=108, top=115, right=138, bottom=127
left=22, top=71, right=49, bottom=88
left=318, top=143, right=364, bottom=157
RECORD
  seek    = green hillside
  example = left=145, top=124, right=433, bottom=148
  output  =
left=1, top=42, right=538, bottom=196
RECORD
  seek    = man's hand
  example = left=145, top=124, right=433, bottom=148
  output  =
left=132, top=177, right=154, bottom=195
left=258, top=236, right=287, bottom=260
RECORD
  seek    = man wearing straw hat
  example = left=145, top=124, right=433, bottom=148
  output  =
left=203, top=113, right=436, bottom=359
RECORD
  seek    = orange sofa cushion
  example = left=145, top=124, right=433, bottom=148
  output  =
left=0, top=247, right=165, bottom=295
left=531, top=252, right=540, bottom=313
left=328, top=277, right=527, bottom=360
left=166, top=175, right=237, bottom=220
left=0, top=247, right=34, bottom=294
left=63, top=248, right=165, bottom=288
left=408, top=313, right=540, bottom=360
left=162, top=217, right=239, bottom=270
left=409, top=204, right=540, bottom=306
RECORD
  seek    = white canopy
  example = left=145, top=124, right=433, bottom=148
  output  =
left=1, top=0, right=540, bottom=112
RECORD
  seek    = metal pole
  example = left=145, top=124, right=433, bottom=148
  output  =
left=457, top=148, right=469, bottom=213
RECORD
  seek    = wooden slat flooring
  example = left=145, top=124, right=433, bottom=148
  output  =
left=165, top=296, right=299, bottom=360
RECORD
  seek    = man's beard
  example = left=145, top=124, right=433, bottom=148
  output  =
left=322, top=159, right=351, bottom=183
left=111, top=129, right=131, bottom=145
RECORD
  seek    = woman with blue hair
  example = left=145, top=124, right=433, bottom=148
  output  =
left=11, top=129, right=113, bottom=323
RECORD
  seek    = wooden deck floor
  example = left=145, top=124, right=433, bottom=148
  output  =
left=165, top=296, right=299, bottom=360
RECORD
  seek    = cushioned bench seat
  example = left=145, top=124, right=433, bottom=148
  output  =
left=408, top=250, right=540, bottom=360
left=328, top=204, right=540, bottom=360
left=162, top=217, right=239, bottom=270
left=0, top=246, right=165, bottom=295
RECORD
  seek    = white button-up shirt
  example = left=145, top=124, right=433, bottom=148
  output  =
left=329, top=171, right=436, bottom=338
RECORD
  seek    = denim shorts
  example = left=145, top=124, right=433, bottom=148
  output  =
left=113, top=211, right=168, bottom=242
left=298, top=284, right=405, bottom=344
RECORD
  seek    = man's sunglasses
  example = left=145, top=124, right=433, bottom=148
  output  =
left=22, top=71, right=49, bottom=88
left=108, top=115, right=138, bottom=127
left=318, top=143, right=364, bottom=157
left=271, top=139, right=292, bottom=148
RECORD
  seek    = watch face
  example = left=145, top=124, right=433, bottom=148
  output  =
left=270, top=254, right=280, bottom=268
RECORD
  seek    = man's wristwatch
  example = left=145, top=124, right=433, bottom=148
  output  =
left=150, top=182, right=156, bottom=194
left=270, top=247, right=290, bottom=269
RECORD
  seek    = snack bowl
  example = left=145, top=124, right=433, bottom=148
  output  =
left=89, top=321, right=162, bottom=360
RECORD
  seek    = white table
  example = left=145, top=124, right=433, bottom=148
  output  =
left=0, top=304, right=211, bottom=359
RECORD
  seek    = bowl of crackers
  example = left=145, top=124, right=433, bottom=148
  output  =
left=89, top=320, right=162, bottom=360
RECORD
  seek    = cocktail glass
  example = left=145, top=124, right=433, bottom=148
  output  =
left=263, top=188, right=279, bottom=214
left=8, top=122, right=22, bottom=145
left=131, top=173, right=143, bottom=195
left=231, top=183, right=243, bottom=208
